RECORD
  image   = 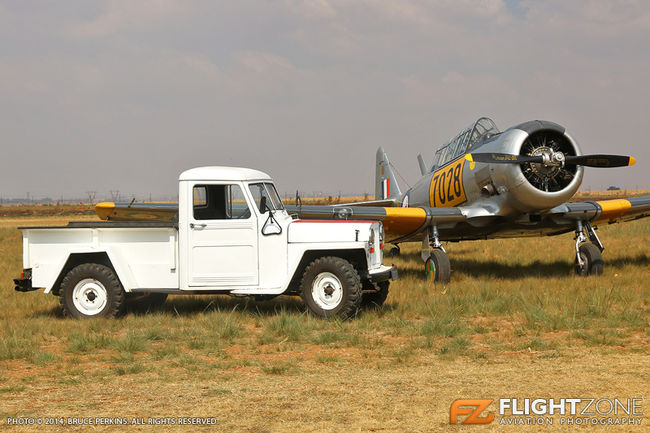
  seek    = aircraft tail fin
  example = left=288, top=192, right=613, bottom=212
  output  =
left=375, top=147, right=402, bottom=201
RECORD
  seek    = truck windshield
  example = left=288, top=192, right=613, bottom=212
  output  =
left=249, top=183, right=284, bottom=212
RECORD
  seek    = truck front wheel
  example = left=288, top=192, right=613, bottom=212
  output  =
left=300, top=256, right=362, bottom=320
left=59, top=263, right=125, bottom=319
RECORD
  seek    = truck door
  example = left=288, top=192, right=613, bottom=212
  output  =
left=248, top=182, right=289, bottom=289
left=188, top=183, right=259, bottom=287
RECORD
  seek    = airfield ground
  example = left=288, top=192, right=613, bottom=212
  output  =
left=0, top=209, right=648, bottom=432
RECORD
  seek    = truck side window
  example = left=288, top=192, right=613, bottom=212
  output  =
left=193, top=184, right=251, bottom=220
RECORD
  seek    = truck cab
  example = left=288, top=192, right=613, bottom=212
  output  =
left=15, top=166, right=397, bottom=319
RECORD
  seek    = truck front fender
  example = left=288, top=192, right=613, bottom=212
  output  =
left=286, top=248, right=368, bottom=294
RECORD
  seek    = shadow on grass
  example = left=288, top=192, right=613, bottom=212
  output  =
left=158, top=295, right=305, bottom=317
left=31, top=293, right=393, bottom=318
left=451, top=254, right=649, bottom=279
left=32, top=291, right=397, bottom=319
left=393, top=253, right=649, bottom=281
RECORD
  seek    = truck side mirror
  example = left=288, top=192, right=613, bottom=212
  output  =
left=261, top=210, right=282, bottom=236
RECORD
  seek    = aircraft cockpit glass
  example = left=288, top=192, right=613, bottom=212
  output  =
left=467, top=117, right=499, bottom=150
left=432, top=117, right=500, bottom=171
left=249, top=182, right=285, bottom=213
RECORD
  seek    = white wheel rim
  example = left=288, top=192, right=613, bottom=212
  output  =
left=311, top=272, right=343, bottom=311
left=72, top=278, right=108, bottom=316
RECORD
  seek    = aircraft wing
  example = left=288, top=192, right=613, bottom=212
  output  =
left=96, top=202, right=178, bottom=221
left=94, top=196, right=648, bottom=244
left=287, top=195, right=649, bottom=243
left=548, top=196, right=650, bottom=224
left=286, top=204, right=466, bottom=242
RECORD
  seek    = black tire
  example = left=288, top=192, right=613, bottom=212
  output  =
left=425, top=249, right=451, bottom=283
left=59, top=263, right=125, bottom=319
left=300, top=256, right=362, bottom=319
left=361, top=280, right=389, bottom=309
left=389, top=247, right=401, bottom=258
left=574, top=243, right=603, bottom=276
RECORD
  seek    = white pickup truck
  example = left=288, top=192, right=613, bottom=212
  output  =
left=14, top=167, right=397, bottom=319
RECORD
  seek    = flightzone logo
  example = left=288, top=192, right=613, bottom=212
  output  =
left=450, top=400, right=494, bottom=424
left=450, top=398, right=643, bottom=426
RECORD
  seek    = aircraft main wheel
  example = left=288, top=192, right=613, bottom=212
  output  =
left=574, top=243, right=603, bottom=276
left=60, top=263, right=125, bottom=319
left=389, top=247, right=401, bottom=258
left=361, top=281, right=389, bottom=309
left=300, top=256, right=362, bottom=320
left=425, top=250, right=451, bottom=283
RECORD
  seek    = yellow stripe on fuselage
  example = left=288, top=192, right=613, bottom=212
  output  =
left=383, top=207, right=427, bottom=240
left=595, top=199, right=632, bottom=222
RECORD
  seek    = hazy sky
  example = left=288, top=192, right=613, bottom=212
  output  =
left=1, top=0, right=649, bottom=200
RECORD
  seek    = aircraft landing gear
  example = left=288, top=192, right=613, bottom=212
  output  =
left=422, top=225, right=451, bottom=283
left=426, top=250, right=451, bottom=283
left=574, top=220, right=604, bottom=276
left=389, top=245, right=401, bottom=258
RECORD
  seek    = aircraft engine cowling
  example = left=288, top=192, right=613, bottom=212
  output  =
left=490, top=121, right=584, bottom=212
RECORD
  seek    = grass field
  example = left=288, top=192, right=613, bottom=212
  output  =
left=0, top=213, right=648, bottom=432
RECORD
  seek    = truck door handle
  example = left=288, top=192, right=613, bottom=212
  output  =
left=190, top=223, right=207, bottom=229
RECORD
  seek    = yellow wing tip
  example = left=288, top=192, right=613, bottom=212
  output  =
left=95, top=202, right=116, bottom=220
left=629, top=156, right=636, bottom=166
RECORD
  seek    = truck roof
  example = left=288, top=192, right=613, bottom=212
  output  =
left=179, top=166, right=272, bottom=182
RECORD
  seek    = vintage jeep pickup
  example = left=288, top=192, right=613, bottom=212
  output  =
left=14, top=167, right=397, bottom=319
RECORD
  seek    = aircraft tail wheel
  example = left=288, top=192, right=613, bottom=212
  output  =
left=425, top=249, right=451, bottom=283
left=575, top=243, right=604, bottom=276
left=389, top=247, right=401, bottom=258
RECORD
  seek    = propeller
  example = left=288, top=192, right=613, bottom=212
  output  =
left=469, top=152, right=636, bottom=168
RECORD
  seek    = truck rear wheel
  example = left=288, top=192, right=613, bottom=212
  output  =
left=59, top=263, right=125, bottom=318
left=300, top=256, right=362, bottom=320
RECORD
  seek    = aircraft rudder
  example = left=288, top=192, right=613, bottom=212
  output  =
left=375, top=147, right=402, bottom=201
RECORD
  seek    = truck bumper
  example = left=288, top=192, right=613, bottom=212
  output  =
left=14, top=269, right=38, bottom=292
left=369, top=265, right=398, bottom=283
left=14, top=278, right=37, bottom=292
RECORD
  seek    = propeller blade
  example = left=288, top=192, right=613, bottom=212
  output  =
left=469, top=153, right=543, bottom=164
left=469, top=152, right=636, bottom=168
left=564, top=154, right=636, bottom=167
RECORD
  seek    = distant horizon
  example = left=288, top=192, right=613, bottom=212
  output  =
left=2, top=186, right=648, bottom=206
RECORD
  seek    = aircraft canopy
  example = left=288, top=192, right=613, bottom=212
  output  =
left=432, top=117, right=499, bottom=170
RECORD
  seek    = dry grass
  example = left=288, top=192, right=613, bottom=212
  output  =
left=571, top=189, right=649, bottom=201
left=0, top=214, right=648, bottom=431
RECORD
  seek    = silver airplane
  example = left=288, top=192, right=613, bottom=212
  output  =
left=289, top=117, right=649, bottom=282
